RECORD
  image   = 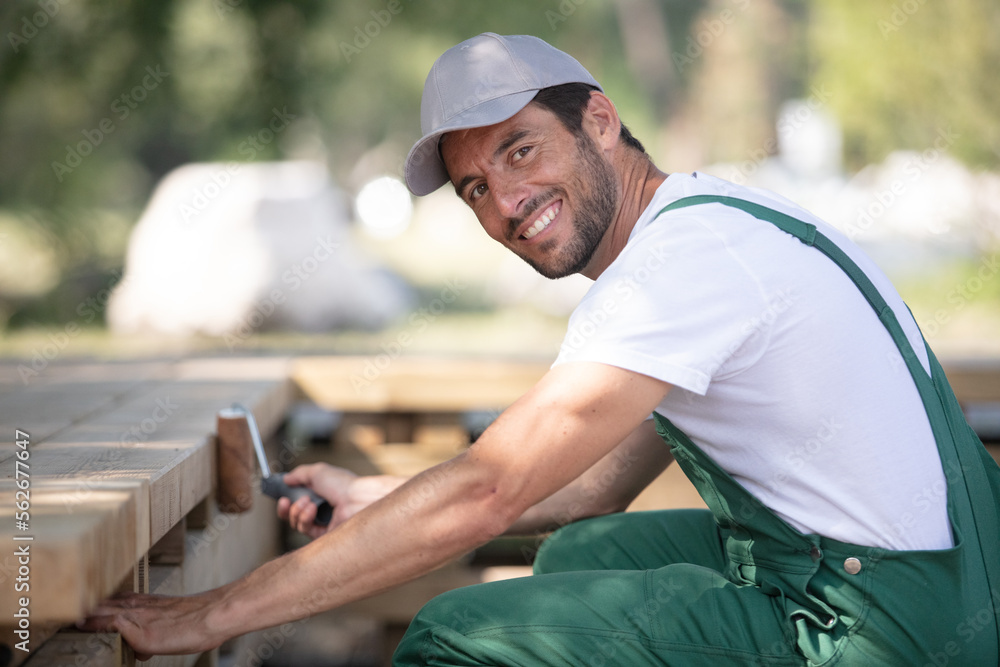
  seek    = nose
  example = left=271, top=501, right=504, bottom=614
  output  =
left=490, top=175, right=530, bottom=219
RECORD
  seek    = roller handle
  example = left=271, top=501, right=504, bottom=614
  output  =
left=261, top=473, right=333, bottom=526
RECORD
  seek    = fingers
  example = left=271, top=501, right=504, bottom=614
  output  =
left=276, top=496, right=291, bottom=520
left=290, top=495, right=317, bottom=532
left=279, top=494, right=319, bottom=535
left=275, top=481, right=326, bottom=537
left=275, top=464, right=344, bottom=538
left=77, top=595, right=133, bottom=630
left=77, top=592, right=164, bottom=632
left=76, top=613, right=117, bottom=633
left=281, top=463, right=320, bottom=486
left=77, top=611, right=151, bottom=660
left=77, top=597, right=143, bottom=633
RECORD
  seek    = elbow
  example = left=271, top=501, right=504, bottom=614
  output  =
left=602, top=492, right=634, bottom=516
left=465, top=480, right=529, bottom=542
left=478, top=485, right=526, bottom=540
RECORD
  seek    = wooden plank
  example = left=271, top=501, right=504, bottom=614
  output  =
left=296, top=354, right=1000, bottom=414
left=293, top=356, right=549, bottom=412
left=985, top=443, right=999, bottom=466
left=149, top=527, right=215, bottom=599
left=171, top=357, right=295, bottom=444
left=143, top=651, right=211, bottom=667
left=20, top=631, right=129, bottom=667
left=150, top=496, right=281, bottom=597
left=412, top=414, right=470, bottom=449
left=627, top=463, right=707, bottom=513
left=192, top=649, right=218, bottom=667
left=0, top=360, right=176, bottom=447
left=149, top=518, right=187, bottom=566
left=338, top=443, right=462, bottom=478
left=0, top=358, right=293, bottom=466
left=0, top=482, right=148, bottom=623
left=0, top=431, right=211, bottom=548
left=940, top=358, right=1000, bottom=403
left=0, top=622, right=63, bottom=667
left=2, top=361, right=292, bottom=520
left=119, top=553, right=150, bottom=596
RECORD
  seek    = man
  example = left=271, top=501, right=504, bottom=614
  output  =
left=83, top=33, right=999, bottom=665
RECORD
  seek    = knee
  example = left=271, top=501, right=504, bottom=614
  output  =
left=392, top=589, right=484, bottom=666
left=393, top=594, right=453, bottom=666
left=532, top=520, right=597, bottom=575
left=393, top=625, right=439, bottom=667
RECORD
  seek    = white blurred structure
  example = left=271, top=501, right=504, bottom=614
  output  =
left=355, top=176, right=413, bottom=239
left=706, top=99, right=1000, bottom=263
left=108, top=161, right=413, bottom=336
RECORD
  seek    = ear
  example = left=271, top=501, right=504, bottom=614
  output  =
left=581, top=91, right=622, bottom=153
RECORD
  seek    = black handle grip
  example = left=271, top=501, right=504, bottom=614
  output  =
left=261, top=473, right=333, bottom=526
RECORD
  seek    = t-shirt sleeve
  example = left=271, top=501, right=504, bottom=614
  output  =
left=553, top=213, right=772, bottom=395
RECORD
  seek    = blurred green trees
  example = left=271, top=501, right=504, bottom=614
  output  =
left=811, top=0, right=1000, bottom=170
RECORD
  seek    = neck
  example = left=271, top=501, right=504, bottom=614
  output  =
left=580, top=153, right=668, bottom=280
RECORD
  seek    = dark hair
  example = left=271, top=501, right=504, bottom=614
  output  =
left=532, top=83, right=647, bottom=155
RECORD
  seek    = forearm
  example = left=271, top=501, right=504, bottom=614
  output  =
left=206, top=452, right=503, bottom=639
left=203, top=364, right=670, bottom=646
left=210, top=409, right=670, bottom=636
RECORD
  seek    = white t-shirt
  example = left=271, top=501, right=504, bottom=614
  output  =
left=554, top=172, right=952, bottom=551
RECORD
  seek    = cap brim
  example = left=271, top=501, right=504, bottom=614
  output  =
left=404, top=89, right=539, bottom=196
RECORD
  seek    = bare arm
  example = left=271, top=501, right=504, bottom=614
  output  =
left=505, top=418, right=673, bottom=535
left=80, top=362, right=671, bottom=658
left=278, top=418, right=672, bottom=538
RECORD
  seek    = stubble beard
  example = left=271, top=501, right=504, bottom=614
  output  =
left=509, top=134, right=619, bottom=280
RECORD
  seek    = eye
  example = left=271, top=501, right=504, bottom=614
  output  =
left=512, top=145, right=532, bottom=162
left=469, top=182, right=489, bottom=201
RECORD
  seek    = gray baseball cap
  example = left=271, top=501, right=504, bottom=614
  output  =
left=404, top=32, right=602, bottom=196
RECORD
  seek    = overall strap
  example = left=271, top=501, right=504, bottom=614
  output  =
left=657, top=195, right=927, bottom=393
left=658, top=196, right=905, bottom=356
left=656, top=194, right=1000, bottom=619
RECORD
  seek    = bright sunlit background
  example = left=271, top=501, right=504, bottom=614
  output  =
left=0, top=0, right=998, bottom=361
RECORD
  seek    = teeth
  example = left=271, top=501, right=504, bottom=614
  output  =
left=523, top=219, right=546, bottom=239
left=523, top=205, right=559, bottom=239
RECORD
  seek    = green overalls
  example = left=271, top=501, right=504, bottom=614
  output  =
left=394, top=197, right=1000, bottom=666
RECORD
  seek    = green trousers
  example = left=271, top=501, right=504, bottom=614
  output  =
left=393, top=197, right=1000, bottom=666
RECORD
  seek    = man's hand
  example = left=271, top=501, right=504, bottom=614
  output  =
left=276, top=463, right=407, bottom=538
left=76, top=591, right=224, bottom=661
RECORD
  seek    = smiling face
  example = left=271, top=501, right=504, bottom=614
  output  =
left=440, top=102, right=620, bottom=279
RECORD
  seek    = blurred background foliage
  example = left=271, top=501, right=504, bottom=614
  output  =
left=811, top=0, right=1000, bottom=170
left=0, top=0, right=998, bottom=352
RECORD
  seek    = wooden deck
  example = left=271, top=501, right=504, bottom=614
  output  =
left=0, top=357, right=294, bottom=666
left=0, top=354, right=997, bottom=666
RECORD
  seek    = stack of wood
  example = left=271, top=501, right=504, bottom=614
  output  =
left=0, top=357, right=294, bottom=667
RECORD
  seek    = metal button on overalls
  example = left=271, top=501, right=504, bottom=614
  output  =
left=844, top=557, right=862, bottom=575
